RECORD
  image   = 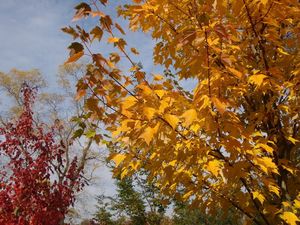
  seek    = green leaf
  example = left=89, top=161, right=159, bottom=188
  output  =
left=73, top=129, right=84, bottom=139
left=85, top=130, right=96, bottom=138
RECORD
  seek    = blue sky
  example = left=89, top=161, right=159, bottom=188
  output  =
left=0, top=0, right=157, bottom=83
left=0, top=0, right=76, bottom=85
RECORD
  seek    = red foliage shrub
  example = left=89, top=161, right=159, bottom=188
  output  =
left=0, top=85, right=83, bottom=225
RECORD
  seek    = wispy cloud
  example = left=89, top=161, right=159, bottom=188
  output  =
left=0, top=0, right=75, bottom=84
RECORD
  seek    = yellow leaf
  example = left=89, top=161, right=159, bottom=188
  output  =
left=294, top=199, right=300, bottom=208
left=154, top=90, right=166, bottom=99
left=207, top=160, right=222, bottom=177
left=280, top=212, right=300, bottom=225
left=153, top=74, right=164, bottom=81
left=138, top=83, right=153, bottom=95
left=282, top=165, right=295, bottom=174
left=254, top=157, right=279, bottom=175
left=252, top=131, right=263, bottom=137
left=150, top=152, right=157, bottom=160
left=252, top=191, right=265, bottom=204
left=111, top=154, right=126, bottom=167
left=140, top=127, right=154, bottom=145
left=121, top=168, right=129, bottom=180
left=261, top=0, right=268, bottom=5
left=287, top=136, right=299, bottom=144
left=122, top=96, right=137, bottom=109
left=108, top=37, right=120, bottom=43
left=64, top=51, right=84, bottom=64
left=199, top=95, right=211, bottom=111
left=139, top=123, right=160, bottom=145
left=164, top=114, right=179, bottom=129
left=143, top=107, right=156, bottom=120
left=277, top=48, right=289, bottom=55
left=181, top=109, right=197, bottom=127
left=182, top=190, right=193, bottom=201
left=158, top=97, right=173, bottom=113
left=130, top=65, right=139, bottom=72
left=268, top=184, right=280, bottom=197
left=256, top=143, right=274, bottom=154
left=249, top=74, right=268, bottom=87
left=129, top=160, right=141, bottom=170
left=169, top=160, right=177, bottom=167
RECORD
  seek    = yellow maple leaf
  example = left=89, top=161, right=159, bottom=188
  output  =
left=286, top=136, right=299, bottom=144
left=294, top=199, right=300, bottom=208
left=164, top=114, right=179, bottom=130
left=256, top=143, right=274, bottom=154
left=122, top=96, right=137, bottom=109
left=138, top=83, right=153, bottom=96
left=129, top=160, right=141, bottom=171
left=181, top=109, right=197, bottom=127
left=154, top=90, right=166, bottom=99
left=254, top=157, right=279, bottom=175
left=249, top=74, right=268, bottom=87
left=139, top=123, right=160, bottom=145
left=268, top=184, right=280, bottom=197
left=111, top=154, right=126, bottom=167
left=280, top=212, right=300, bottom=225
left=207, top=160, right=222, bottom=177
left=143, top=107, right=156, bottom=120
left=252, top=191, right=265, bottom=204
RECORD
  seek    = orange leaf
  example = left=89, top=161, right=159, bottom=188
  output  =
left=108, top=37, right=120, bottom=43
left=64, top=51, right=84, bottom=64
left=130, top=47, right=139, bottom=55
left=227, top=67, right=242, bottom=79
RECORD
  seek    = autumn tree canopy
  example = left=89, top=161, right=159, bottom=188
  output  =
left=64, top=0, right=300, bottom=224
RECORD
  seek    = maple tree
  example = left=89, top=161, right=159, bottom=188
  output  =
left=0, top=85, right=84, bottom=225
left=64, top=0, right=300, bottom=224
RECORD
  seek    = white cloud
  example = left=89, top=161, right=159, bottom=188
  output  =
left=0, top=0, right=74, bottom=85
